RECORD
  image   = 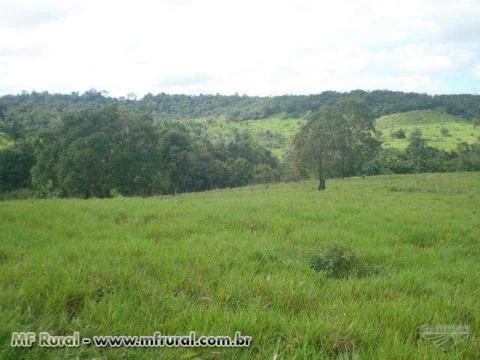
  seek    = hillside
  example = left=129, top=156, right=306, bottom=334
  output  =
left=3, top=110, right=478, bottom=156
left=1, top=172, right=479, bottom=359
left=182, top=117, right=304, bottom=158
left=376, top=110, right=480, bottom=150
left=2, top=91, right=480, bottom=158
left=2, top=89, right=480, bottom=126
left=181, top=110, right=480, bottom=158
left=2, top=109, right=479, bottom=160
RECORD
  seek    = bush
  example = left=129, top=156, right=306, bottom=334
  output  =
left=391, top=129, right=406, bottom=139
left=440, top=127, right=450, bottom=136
left=310, top=244, right=361, bottom=278
left=362, top=148, right=413, bottom=175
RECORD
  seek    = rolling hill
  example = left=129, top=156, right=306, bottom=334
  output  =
left=376, top=110, right=480, bottom=150
left=2, top=110, right=479, bottom=157
left=182, top=117, right=303, bottom=158
left=181, top=110, right=480, bottom=158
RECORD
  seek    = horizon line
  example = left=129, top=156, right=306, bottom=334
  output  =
left=1, top=88, right=480, bottom=99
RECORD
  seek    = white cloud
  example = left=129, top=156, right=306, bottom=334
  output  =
left=0, top=0, right=479, bottom=96
left=475, top=65, right=480, bottom=79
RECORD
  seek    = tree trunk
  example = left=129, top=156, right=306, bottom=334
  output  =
left=318, top=156, right=326, bottom=190
left=341, top=132, right=346, bottom=179
left=318, top=174, right=326, bottom=190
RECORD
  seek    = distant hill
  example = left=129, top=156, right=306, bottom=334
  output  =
left=2, top=109, right=479, bottom=156
left=182, top=110, right=480, bottom=157
left=1, top=90, right=480, bottom=156
left=1, top=90, right=480, bottom=126
left=376, top=110, right=480, bottom=150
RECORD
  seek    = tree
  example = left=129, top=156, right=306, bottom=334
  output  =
left=334, top=99, right=380, bottom=177
left=157, top=125, right=192, bottom=194
left=456, top=141, right=480, bottom=171
left=255, top=163, right=278, bottom=183
left=405, top=128, right=439, bottom=173
left=57, top=132, right=113, bottom=198
left=294, top=99, right=380, bottom=190
left=230, top=157, right=253, bottom=186
left=31, top=105, right=162, bottom=198
left=294, top=108, right=335, bottom=190
left=0, top=141, right=35, bottom=192
left=110, top=114, right=161, bottom=196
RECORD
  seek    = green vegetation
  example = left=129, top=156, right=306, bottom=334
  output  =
left=1, top=172, right=479, bottom=359
left=2, top=90, right=480, bottom=136
left=295, top=99, right=380, bottom=189
left=178, top=110, right=480, bottom=158
left=377, top=110, right=480, bottom=150
left=2, top=93, right=480, bottom=198
left=0, top=132, right=13, bottom=150
left=1, top=91, right=479, bottom=358
left=0, top=141, right=35, bottom=193
left=182, top=117, right=303, bottom=158
left=391, top=128, right=407, bottom=139
left=12, top=105, right=278, bottom=198
left=309, top=244, right=367, bottom=279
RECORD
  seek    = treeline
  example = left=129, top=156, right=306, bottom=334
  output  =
left=141, top=91, right=480, bottom=120
left=0, top=105, right=279, bottom=198
left=1, top=90, right=480, bottom=136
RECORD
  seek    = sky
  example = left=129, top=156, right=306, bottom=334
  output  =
left=0, top=0, right=479, bottom=97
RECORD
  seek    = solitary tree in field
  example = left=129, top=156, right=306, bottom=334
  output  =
left=294, top=99, right=380, bottom=190
left=294, top=106, right=337, bottom=190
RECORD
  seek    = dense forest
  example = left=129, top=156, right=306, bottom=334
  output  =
left=0, top=90, right=479, bottom=198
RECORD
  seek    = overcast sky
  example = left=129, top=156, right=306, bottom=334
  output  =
left=1, top=0, right=479, bottom=97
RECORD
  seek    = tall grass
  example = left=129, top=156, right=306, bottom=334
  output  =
left=1, top=172, right=479, bottom=359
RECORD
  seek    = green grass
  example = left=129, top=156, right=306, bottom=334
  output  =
left=1, top=172, right=480, bottom=359
left=376, top=110, right=480, bottom=150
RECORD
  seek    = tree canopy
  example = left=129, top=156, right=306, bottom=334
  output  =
left=294, top=99, right=381, bottom=190
left=10, top=105, right=279, bottom=198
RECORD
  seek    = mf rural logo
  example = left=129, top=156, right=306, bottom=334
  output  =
left=419, top=325, right=470, bottom=351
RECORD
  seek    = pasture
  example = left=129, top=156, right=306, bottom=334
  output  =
left=1, top=172, right=479, bottom=359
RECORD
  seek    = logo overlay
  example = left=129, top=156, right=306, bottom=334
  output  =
left=419, top=324, right=470, bottom=351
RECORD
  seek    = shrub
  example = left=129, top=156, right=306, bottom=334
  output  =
left=391, top=129, right=406, bottom=139
left=310, top=244, right=360, bottom=278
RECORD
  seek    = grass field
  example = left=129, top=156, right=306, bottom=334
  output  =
left=1, top=172, right=479, bottom=359
left=376, top=110, right=480, bottom=150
